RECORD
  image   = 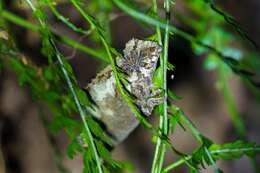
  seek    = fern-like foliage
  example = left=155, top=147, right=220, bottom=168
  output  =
left=0, top=0, right=260, bottom=173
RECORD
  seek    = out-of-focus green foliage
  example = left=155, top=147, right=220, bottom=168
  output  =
left=0, top=0, right=260, bottom=173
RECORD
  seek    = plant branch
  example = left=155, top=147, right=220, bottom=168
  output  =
left=69, top=0, right=153, bottom=129
left=46, top=0, right=94, bottom=35
left=112, top=0, right=260, bottom=89
left=24, top=1, right=103, bottom=173
left=163, top=146, right=260, bottom=173
left=150, top=0, right=163, bottom=171
left=151, top=0, right=171, bottom=173
left=0, top=10, right=108, bottom=62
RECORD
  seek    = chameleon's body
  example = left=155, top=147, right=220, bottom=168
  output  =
left=86, top=39, right=163, bottom=144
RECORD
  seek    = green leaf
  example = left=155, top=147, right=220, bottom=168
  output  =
left=50, top=115, right=79, bottom=135
left=67, top=138, right=83, bottom=159
left=43, top=67, right=55, bottom=81
left=168, top=89, right=182, bottom=101
left=147, top=34, right=159, bottom=42
left=86, top=116, right=113, bottom=146
left=153, top=66, right=163, bottom=87
left=83, top=149, right=96, bottom=173
left=169, top=113, right=180, bottom=133
left=76, top=89, right=91, bottom=107
left=95, top=140, right=131, bottom=171
left=167, top=62, right=174, bottom=71
left=190, top=136, right=214, bottom=169
left=203, top=55, right=218, bottom=70
left=209, top=141, right=260, bottom=160
left=190, top=140, right=260, bottom=171
left=43, top=91, right=60, bottom=102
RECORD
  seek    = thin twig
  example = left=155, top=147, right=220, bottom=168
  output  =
left=69, top=0, right=153, bottom=129
left=163, top=146, right=260, bottom=173
left=1, top=10, right=108, bottom=62
left=150, top=0, right=163, bottom=172
left=151, top=0, right=171, bottom=173
left=24, top=1, right=103, bottom=173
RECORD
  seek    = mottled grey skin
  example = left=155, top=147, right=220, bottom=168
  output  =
left=86, top=66, right=139, bottom=144
left=86, top=39, right=163, bottom=144
left=117, top=39, right=163, bottom=116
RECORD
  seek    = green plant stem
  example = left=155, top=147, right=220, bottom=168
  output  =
left=162, top=155, right=191, bottom=173
left=24, top=1, right=103, bottom=173
left=151, top=0, right=163, bottom=171
left=0, top=10, right=108, bottom=62
left=178, top=112, right=202, bottom=143
left=46, top=0, right=93, bottom=35
left=218, top=63, right=246, bottom=138
left=69, top=0, right=153, bottom=129
left=102, top=36, right=153, bottom=129
left=54, top=48, right=103, bottom=173
left=204, top=147, right=222, bottom=173
left=152, top=0, right=162, bottom=45
left=206, top=0, right=258, bottom=49
left=59, top=36, right=108, bottom=62
left=54, top=47, right=103, bottom=173
left=178, top=112, right=221, bottom=173
left=112, top=0, right=251, bottom=76
left=112, top=0, right=216, bottom=55
left=163, top=146, right=260, bottom=173
left=70, top=0, right=95, bottom=29
left=151, top=1, right=171, bottom=173
left=1, top=10, right=39, bottom=31
left=97, top=0, right=112, bottom=44
left=217, top=62, right=260, bottom=172
left=113, top=0, right=193, bottom=41
left=212, top=30, right=246, bottom=139
left=161, top=0, right=171, bottom=146
left=38, top=108, right=71, bottom=173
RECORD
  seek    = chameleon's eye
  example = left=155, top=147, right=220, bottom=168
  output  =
left=148, top=46, right=156, bottom=52
left=144, top=62, right=152, bottom=68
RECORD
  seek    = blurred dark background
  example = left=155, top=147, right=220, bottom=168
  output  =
left=0, top=0, right=260, bottom=173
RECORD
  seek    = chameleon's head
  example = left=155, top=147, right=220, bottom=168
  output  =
left=116, top=38, right=162, bottom=74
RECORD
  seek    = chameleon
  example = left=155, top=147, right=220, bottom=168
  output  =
left=86, top=38, right=164, bottom=145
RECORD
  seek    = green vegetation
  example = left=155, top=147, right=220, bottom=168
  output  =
left=0, top=0, right=259, bottom=173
